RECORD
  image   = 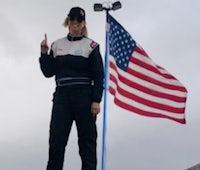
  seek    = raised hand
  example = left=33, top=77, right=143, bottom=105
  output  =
left=41, top=33, right=49, bottom=54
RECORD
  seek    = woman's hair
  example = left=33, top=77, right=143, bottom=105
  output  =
left=63, top=17, right=88, bottom=37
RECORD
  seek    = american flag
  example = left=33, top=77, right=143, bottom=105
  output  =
left=107, top=14, right=187, bottom=124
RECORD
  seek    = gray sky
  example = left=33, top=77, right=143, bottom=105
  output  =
left=0, top=0, right=199, bottom=170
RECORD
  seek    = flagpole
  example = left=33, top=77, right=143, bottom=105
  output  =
left=101, top=9, right=109, bottom=170
left=93, top=2, right=122, bottom=170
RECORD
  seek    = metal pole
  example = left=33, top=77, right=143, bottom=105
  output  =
left=101, top=10, right=109, bottom=170
left=93, top=2, right=121, bottom=170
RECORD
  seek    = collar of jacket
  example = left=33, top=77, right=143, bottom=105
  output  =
left=67, top=34, right=84, bottom=41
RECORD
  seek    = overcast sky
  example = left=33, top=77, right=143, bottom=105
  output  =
left=0, top=0, right=200, bottom=170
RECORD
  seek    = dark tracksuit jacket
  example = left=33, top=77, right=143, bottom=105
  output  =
left=39, top=34, right=104, bottom=170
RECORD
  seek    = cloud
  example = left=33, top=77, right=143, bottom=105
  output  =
left=0, top=1, right=200, bottom=170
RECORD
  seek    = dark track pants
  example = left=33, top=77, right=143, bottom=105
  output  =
left=46, top=87, right=97, bottom=170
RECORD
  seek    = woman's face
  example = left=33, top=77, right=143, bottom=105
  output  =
left=68, top=19, right=85, bottom=36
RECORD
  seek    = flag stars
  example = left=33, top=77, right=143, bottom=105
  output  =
left=109, top=17, right=136, bottom=71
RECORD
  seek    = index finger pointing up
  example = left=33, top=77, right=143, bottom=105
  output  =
left=44, top=33, right=47, bottom=44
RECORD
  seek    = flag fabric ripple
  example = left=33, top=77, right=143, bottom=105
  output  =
left=107, top=14, right=187, bottom=124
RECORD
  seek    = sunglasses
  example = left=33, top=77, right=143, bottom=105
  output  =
left=69, top=16, right=83, bottom=23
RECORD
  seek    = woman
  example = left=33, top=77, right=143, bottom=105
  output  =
left=39, top=7, right=104, bottom=170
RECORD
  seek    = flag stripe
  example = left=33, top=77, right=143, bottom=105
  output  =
left=130, top=51, right=186, bottom=88
left=109, top=69, right=186, bottom=110
left=128, top=64, right=186, bottom=91
left=109, top=87, right=186, bottom=124
left=132, top=49, right=178, bottom=80
left=109, top=73, right=186, bottom=109
left=110, top=58, right=187, bottom=99
left=109, top=85, right=186, bottom=119
left=109, top=79, right=185, bottom=113
left=110, top=72, right=186, bottom=104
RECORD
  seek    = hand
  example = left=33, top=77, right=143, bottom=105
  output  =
left=41, top=33, right=49, bottom=54
left=91, top=102, right=100, bottom=116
